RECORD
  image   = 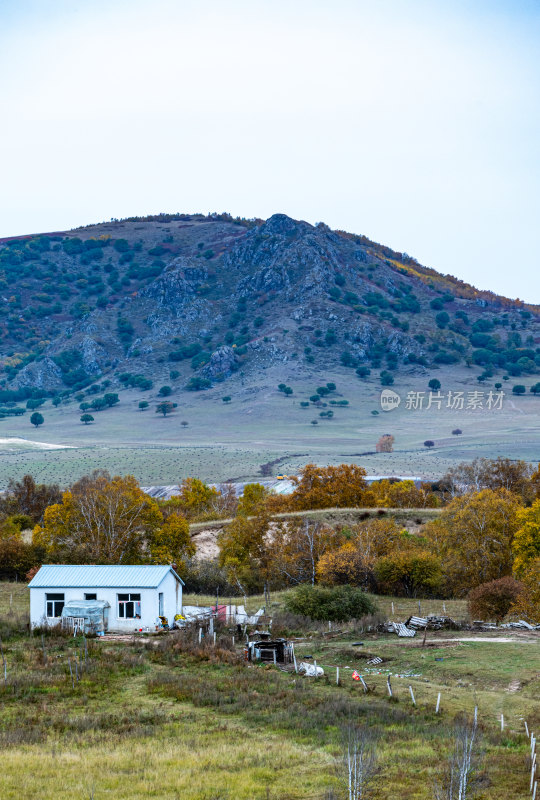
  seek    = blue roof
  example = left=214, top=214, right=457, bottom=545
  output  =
left=28, top=564, right=184, bottom=589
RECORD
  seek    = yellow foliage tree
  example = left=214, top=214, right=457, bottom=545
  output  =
left=424, top=488, right=522, bottom=596
left=33, top=472, right=162, bottom=563
left=269, top=518, right=344, bottom=586
left=237, top=483, right=268, bottom=516
left=512, top=498, right=540, bottom=576
left=510, top=558, right=540, bottom=621
left=370, top=479, right=438, bottom=508
left=317, top=519, right=406, bottom=589
left=289, top=463, right=370, bottom=510
left=174, top=478, right=220, bottom=520
left=149, top=512, right=195, bottom=571
left=218, top=512, right=271, bottom=593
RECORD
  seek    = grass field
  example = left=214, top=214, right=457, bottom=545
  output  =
left=1, top=365, right=540, bottom=488
left=1, top=582, right=538, bottom=799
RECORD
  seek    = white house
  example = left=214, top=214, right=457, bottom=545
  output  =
left=28, top=564, right=183, bottom=633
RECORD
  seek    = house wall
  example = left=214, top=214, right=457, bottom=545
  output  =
left=30, top=576, right=182, bottom=632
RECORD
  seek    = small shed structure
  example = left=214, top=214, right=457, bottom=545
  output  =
left=28, top=565, right=183, bottom=633
left=246, top=638, right=293, bottom=664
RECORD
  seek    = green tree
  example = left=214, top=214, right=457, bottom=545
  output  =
left=222, top=396, right=232, bottom=403
left=30, top=412, right=44, bottom=428
left=156, top=401, right=175, bottom=416
left=138, top=401, right=149, bottom=410
left=104, top=393, right=119, bottom=407
left=428, top=379, right=441, bottom=392
left=513, top=385, right=526, bottom=395
left=80, top=413, right=94, bottom=425
left=159, top=385, right=172, bottom=396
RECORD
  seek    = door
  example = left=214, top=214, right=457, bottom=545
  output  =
left=158, top=592, right=164, bottom=617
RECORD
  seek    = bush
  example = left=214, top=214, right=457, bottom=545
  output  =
left=80, top=413, right=94, bottom=425
left=468, top=576, right=525, bottom=622
left=513, top=385, right=526, bottom=395
left=452, top=429, right=462, bottom=435
left=424, top=440, right=435, bottom=448
left=284, top=584, right=377, bottom=622
left=30, top=412, right=44, bottom=427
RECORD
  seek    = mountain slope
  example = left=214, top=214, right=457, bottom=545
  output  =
left=1, top=212, right=539, bottom=398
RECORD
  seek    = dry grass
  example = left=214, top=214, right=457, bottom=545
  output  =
left=1, top=581, right=537, bottom=798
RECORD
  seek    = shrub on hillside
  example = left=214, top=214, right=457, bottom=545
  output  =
left=284, top=584, right=377, bottom=622
left=468, top=576, right=525, bottom=623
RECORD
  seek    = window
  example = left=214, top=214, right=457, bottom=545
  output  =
left=158, top=592, right=164, bottom=616
left=46, top=593, right=64, bottom=618
left=84, top=593, right=97, bottom=600
left=118, top=593, right=141, bottom=618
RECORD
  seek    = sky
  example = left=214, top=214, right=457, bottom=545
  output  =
left=1, top=0, right=539, bottom=301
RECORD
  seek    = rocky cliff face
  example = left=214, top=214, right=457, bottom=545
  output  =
left=1, top=212, right=538, bottom=395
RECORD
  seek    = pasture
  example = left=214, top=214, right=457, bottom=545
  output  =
left=1, top=365, right=539, bottom=488
left=0, top=582, right=538, bottom=799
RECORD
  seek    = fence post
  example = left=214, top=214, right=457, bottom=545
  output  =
left=360, top=675, right=368, bottom=694
left=336, top=666, right=340, bottom=685
left=500, top=714, right=504, bottom=732
left=387, top=676, right=393, bottom=698
left=436, top=692, right=441, bottom=714
left=525, top=721, right=529, bottom=738
left=409, top=685, right=416, bottom=706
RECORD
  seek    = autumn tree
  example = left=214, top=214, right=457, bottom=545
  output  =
left=512, top=498, right=540, bottom=575
left=33, top=471, right=162, bottom=563
left=424, top=488, right=522, bottom=596
left=370, top=479, right=438, bottom=508
left=237, top=483, right=268, bottom=516
left=289, top=463, right=369, bottom=510
left=376, top=435, right=394, bottom=453
left=0, top=475, right=61, bottom=524
left=374, top=549, right=442, bottom=597
left=269, top=518, right=344, bottom=586
left=149, top=512, right=195, bottom=571
left=173, top=478, right=220, bottom=520
left=317, top=518, right=402, bottom=589
left=441, top=457, right=534, bottom=502
left=468, top=577, right=525, bottom=623
left=510, top=558, right=540, bottom=622
left=218, top=512, right=271, bottom=593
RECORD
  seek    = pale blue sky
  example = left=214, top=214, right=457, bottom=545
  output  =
left=1, top=0, right=539, bottom=301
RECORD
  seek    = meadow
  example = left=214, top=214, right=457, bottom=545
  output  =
left=0, top=582, right=538, bottom=799
left=1, top=365, right=540, bottom=489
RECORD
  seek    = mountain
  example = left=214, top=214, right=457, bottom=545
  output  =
left=1, top=212, right=539, bottom=399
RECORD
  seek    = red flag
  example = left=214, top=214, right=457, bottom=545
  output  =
left=352, top=670, right=360, bottom=681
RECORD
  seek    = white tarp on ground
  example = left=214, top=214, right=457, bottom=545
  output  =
left=298, top=662, right=324, bottom=677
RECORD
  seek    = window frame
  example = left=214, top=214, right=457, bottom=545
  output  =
left=45, top=593, right=65, bottom=618
left=117, top=593, right=141, bottom=619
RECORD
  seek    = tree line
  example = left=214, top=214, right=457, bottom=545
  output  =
left=0, top=459, right=539, bottom=620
